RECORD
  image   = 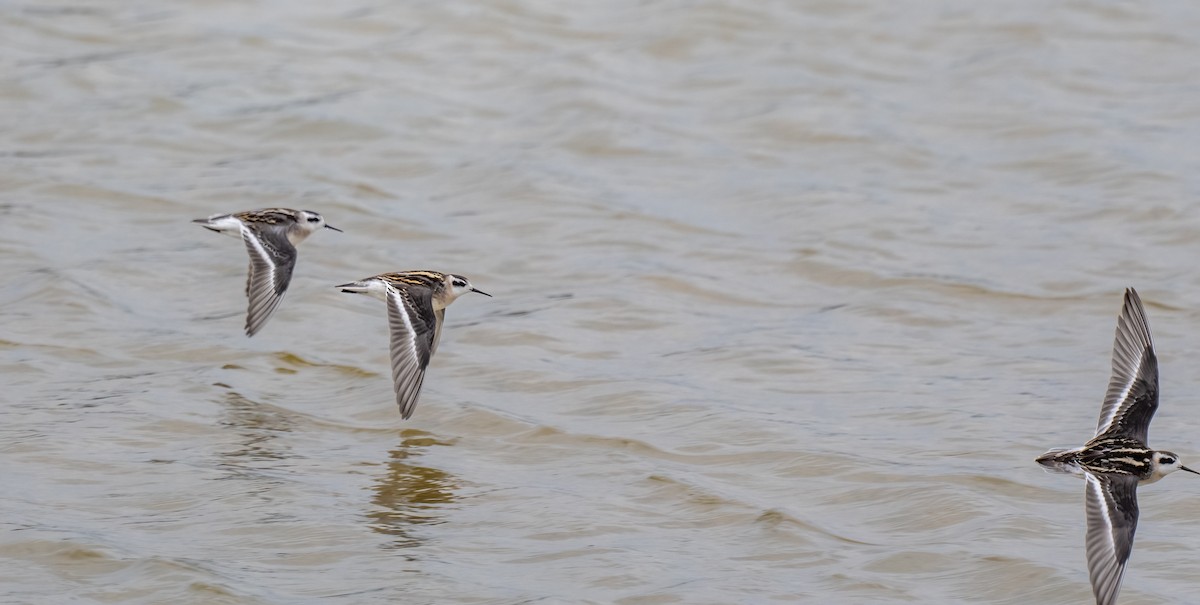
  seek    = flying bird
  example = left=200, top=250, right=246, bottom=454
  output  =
left=194, top=208, right=340, bottom=336
left=338, top=270, right=490, bottom=419
left=1036, top=288, right=1198, bottom=605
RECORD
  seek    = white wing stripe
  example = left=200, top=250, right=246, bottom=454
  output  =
left=388, top=287, right=419, bottom=365
left=1094, top=290, right=1156, bottom=439
left=1088, top=474, right=1116, bottom=552
left=241, top=227, right=284, bottom=336
left=242, top=227, right=277, bottom=288
left=1097, top=350, right=1142, bottom=435
left=1084, top=473, right=1128, bottom=605
left=386, top=285, right=427, bottom=418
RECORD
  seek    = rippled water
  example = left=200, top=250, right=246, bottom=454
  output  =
left=6, top=1, right=1200, bottom=603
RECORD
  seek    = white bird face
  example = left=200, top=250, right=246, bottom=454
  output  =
left=288, top=210, right=341, bottom=244
left=444, top=274, right=490, bottom=304
left=1151, top=451, right=1200, bottom=481
left=296, top=210, right=325, bottom=231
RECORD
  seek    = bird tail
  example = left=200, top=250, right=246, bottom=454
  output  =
left=336, top=280, right=375, bottom=295
left=192, top=214, right=240, bottom=235
left=1036, top=448, right=1084, bottom=476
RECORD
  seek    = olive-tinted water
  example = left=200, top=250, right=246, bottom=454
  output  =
left=6, top=2, right=1200, bottom=603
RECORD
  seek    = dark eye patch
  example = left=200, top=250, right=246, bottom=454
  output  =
left=1162, top=457, right=1175, bottom=464
left=453, top=280, right=467, bottom=287
left=307, top=216, right=321, bottom=223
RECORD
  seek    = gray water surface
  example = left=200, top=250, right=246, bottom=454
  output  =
left=5, top=2, right=1200, bottom=604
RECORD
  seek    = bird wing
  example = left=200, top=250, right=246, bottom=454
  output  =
left=1084, top=472, right=1139, bottom=605
left=1095, top=288, right=1158, bottom=442
left=385, top=284, right=439, bottom=419
left=240, top=223, right=297, bottom=337
left=431, top=308, right=446, bottom=356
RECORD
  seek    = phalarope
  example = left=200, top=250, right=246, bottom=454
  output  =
left=337, top=270, right=489, bottom=419
left=1036, top=288, right=1197, bottom=605
left=193, top=208, right=341, bottom=337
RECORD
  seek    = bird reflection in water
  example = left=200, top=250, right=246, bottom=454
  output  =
left=216, top=390, right=296, bottom=466
left=368, top=430, right=459, bottom=549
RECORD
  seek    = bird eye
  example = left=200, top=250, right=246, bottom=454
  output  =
left=307, top=216, right=320, bottom=223
left=453, top=279, right=467, bottom=287
left=1162, top=457, right=1176, bottom=464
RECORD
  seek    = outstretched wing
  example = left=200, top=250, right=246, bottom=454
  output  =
left=1084, top=472, right=1139, bottom=605
left=240, top=223, right=297, bottom=337
left=385, top=284, right=439, bottom=419
left=1095, top=288, right=1158, bottom=442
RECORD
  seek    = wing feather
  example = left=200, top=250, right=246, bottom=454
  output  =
left=1095, top=288, right=1158, bottom=441
left=1084, top=473, right=1138, bottom=605
left=385, top=286, right=438, bottom=419
left=241, top=224, right=296, bottom=337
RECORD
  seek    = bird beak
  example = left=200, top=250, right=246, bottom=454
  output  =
left=1182, top=465, right=1200, bottom=475
left=471, top=288, right=492, bottom=297
left=325, top=224, right=343, bottom=232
